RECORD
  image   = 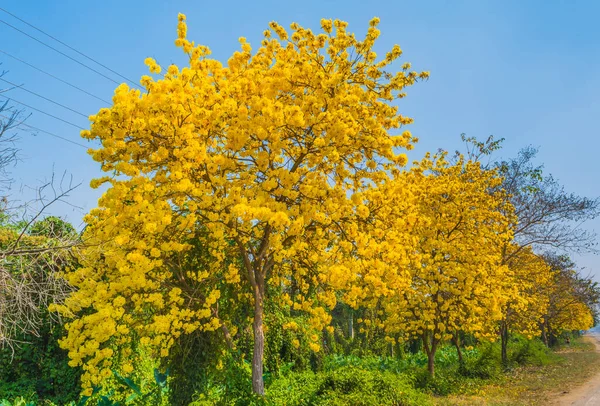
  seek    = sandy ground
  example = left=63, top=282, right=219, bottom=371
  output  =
left=552, top=333, right=600, bottom=406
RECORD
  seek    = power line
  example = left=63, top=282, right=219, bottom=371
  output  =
left=0, top=49, right=111, bottom=104
left=0, top=18, right=123, bottom=86
left=0, top=77, right=88, bottom=118
left=0, top=7, right=141, bottom=89
left=0, top=94, right=85, bottom=130
left=0, top=113, right=88, bottom=148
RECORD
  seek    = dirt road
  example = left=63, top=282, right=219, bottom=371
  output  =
left=554, top=333, right=600, bottom=406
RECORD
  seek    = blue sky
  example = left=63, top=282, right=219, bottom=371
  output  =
left=1, top=0, right=599, bottom=279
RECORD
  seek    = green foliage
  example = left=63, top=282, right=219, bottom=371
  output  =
left=0, top=367, right=168, bottom=406
left=28, top=216, right=77, bottom=238
left=408, top=346, right=491, bottom=395
left=168, top=329, right=225, bottom=405
left=508, top=335, right=555, bottom=366
left=328, top=305, right=395, bottom=358
left=0, top=211, right=27, bottom=232
left=459, top=341, right=502, bottom=379
left=265, top=366, right=430, bottom=406
left=0, top=320, right=81, bottom=404
left=0, top=214, right=80, bottom=404
left=0, top=397, right=36, bottom=406
left=263, top=309, right=324, bottom=376
left=76, top=368, right=169, bottom=406
left=0, top=336, right=573, bottom=405
left=184, top=352, right=256, bottom=406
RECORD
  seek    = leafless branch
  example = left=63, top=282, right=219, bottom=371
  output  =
left=0, top=84, right=81, bottom=351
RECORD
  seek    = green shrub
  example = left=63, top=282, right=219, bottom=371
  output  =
left=460, top=342, right=502, bottom=379
left=0, top=397, right=38, bottom=406
left=188, top=355, right=257, bottom=406
left=412, top=369, right=459, bottom=396
left=265, top=366, right=430, bottom=406
left=0, top=323, right=81, bottom=405
left=509, top=335, right=554, bottom=366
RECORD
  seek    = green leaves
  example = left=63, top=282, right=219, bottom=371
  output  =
left=69, top=369, right=169, bottom=406
left=153, top=368, right=169, bottom=388
left=113, top=371, right=142, bottom=396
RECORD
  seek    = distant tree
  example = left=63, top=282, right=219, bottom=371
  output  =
left=498, top=246, right=552, bottom=363
left=541, top=254, right=599, bottom=346
left=0, top=69, right=23, bottom=187
left=496, top=147, right=600, bottom=360
left=498, top=146, right=599, bottom=256
left=459, top=136, right=599, bottom=362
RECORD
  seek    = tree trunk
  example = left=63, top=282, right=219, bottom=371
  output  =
left=221, top=322, right=235, bottom=350
left=427, top=348, right=436, bottom=377
left=236, top=232, right=270, bottom=397
left=548, top=326, right=557, bottom=348
left=423, top=335, right=438, bottom=377
left=452, top=335, right=463, bottom=365
left=500, top=322, right=508, bottom=366
left=252, top=283, right=265, bottom=395
left=541, top=321, right=549, bottom=347
left=348, top=308, right=354, bottom=340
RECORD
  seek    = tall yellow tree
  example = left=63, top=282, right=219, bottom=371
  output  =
left=379, top=153, right=513, bottom=377
left=56, top=14, right=428, bottom=394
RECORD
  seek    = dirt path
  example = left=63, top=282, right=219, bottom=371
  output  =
left=553, top=333, right=600, bottom=406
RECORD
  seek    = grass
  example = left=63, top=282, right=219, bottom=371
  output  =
left=435, top=336, right=600, bottom=405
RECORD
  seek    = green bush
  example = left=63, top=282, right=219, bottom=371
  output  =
left=188, top=355, right=257, bottom=406
left=265, top=366, right=430, bottom=406
left=0, top=322, right=81, bottom=405
left=509, top=335, right=554, bottom=366
left=0, top=397, right=38, bottom=406
left=460, top=342, right=502, bottom=379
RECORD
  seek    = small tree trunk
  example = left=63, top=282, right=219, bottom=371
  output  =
left=213, top=306, right=235, bottom=350
left=541, top=321, right=549, bottom=347
left=423, top=334, right=438, bottom=377
left=500, top=322, right=508, bottom=366
left=252, top=283, right=265, bottom=395
left=548, top=325, right=557, bottom=348
left=452, top=335, right=463, bottom=365
left=348, top=308, right=354, bottom=340
left=221, top=323, right=235, bottom=350
left=427, top=350, right=435, bottom=377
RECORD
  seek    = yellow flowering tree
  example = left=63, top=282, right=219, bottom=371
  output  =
left=56, top=14, right=428, bottom=394
left=460, top=137, right=598, bottom=362
left=497, top=245, right=551, bottom=363
left=542, top=256, right=597, bottom=344
left=380, top=153, right=512, bottom=377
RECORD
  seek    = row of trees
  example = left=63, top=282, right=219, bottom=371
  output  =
left=2, top=15, right=598, bottom=402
